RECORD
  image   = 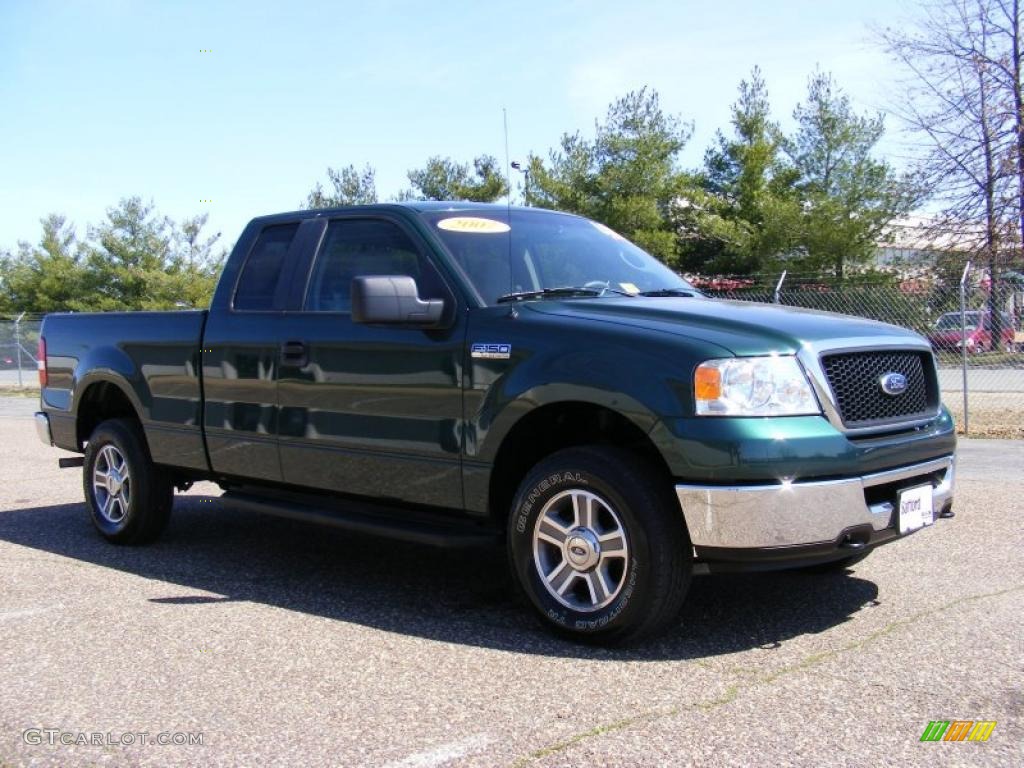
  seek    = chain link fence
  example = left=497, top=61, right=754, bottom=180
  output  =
left=0, top=314, right=43, bottom=390
left=691, top=267, right=1024, bottom=438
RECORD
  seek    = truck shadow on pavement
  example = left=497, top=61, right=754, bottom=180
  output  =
left=0, top=497, right=880, bottom=660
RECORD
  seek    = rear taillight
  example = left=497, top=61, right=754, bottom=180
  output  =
left=38, top=337, right=47, bottom=388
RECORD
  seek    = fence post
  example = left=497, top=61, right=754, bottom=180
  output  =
left=774, top=270, right=787, bottom=304
left=959, top=262, right=971, bottom=436
left=14, top=312, right=24, bottom=388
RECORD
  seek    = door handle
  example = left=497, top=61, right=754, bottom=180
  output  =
left=280, top=341, right=308, bottom=367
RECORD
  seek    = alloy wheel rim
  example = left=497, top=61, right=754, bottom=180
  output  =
left=93, top=445, right=131, bottom=524
left=532, top=488, right=630, bottom=612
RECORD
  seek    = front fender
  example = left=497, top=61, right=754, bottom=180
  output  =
left=462, top=306, right=731, bottom=492
left=471, top=381, right=660, bottom=466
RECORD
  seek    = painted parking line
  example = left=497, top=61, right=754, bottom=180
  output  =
left=0, top=605, right=61, bottom=621
left=382, top=734, right=492, bottom=768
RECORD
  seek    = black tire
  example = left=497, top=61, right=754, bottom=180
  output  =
left=800, top=550, right=871, bottom=573
left=83, top=418, right=173, bottom=545
left=507, top=446, right=691, bottom=645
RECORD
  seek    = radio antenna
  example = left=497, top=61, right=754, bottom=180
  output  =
left=503, top=107, right=512, bottom=208
left=503, top=107, right=513, bottom=277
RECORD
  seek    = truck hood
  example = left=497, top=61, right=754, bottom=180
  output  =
left=525, top=297, right=925, bottom=356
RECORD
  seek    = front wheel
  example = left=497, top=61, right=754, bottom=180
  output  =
left=507, top=447, right=691, bottom=645
left=83, top=418, right=173, bottom=545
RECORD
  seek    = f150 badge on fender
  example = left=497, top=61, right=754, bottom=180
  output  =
left=471, top=343, right=511, bottom=360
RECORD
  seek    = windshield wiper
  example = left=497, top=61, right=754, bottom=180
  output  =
left=496, top=286, right=604, bottom=303
left=637, top=288, right=697, bottom=297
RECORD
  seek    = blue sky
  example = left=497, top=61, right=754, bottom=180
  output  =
left=1, top=0, right=915, bottom=252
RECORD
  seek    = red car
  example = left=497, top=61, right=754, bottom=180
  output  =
left=928, top=310, right=1015, bottom=352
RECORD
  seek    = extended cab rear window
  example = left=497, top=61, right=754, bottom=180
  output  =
left=233, top=223, right=299, bottom=310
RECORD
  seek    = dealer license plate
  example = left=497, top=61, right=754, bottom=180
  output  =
left=898, top=484, right=934, bottom=535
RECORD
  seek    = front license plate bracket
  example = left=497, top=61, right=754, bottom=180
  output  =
left=898, top=484, right=934, bottom=535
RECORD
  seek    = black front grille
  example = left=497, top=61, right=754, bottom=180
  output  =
left=821, top=350, right=937, bottom=429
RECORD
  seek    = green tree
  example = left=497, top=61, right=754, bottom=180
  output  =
left=305, top=164, right=378, bottom=208
left=679, top=69, right=802, bottom=273
left=80, top=197, right=175, bottom=310
left=403, top=155, right=507, bottom=202
left=78, top=198, right=223, bottom=310
left=0, top=252, right=9, bottom=313
left=175, top=214, right=223, bottom=270
left=783, top=71, right=919, bottom=277
left=525, top=88, right=691, bottom=264
left=170, top=213, right=225, bottom=308
left=1, top=201, right=223, bottom=313
left=0, top=214, right=87, bottom=313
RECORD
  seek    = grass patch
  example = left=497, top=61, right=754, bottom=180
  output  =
left=0, top=385, right=40, bottom=398
left=944, top=392, right=1024, bottom=438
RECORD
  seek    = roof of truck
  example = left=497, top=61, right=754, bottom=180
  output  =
left=249, top=201, right=572, bottom=227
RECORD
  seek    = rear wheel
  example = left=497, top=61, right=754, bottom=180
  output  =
left=83, top=418, right=173, bottom=545
left=507, top=446, right=691, bottom=645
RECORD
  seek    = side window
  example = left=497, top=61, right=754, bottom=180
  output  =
left=234, top=223, right=299, bottom=310
left=305, top=218, right=445, bottom=312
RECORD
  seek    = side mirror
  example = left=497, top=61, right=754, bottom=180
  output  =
left=351, top=275, right=446, bottom=327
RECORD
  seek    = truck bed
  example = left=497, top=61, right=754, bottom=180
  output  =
left=41, top=310, right=209, bottom=471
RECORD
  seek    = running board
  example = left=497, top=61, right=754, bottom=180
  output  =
left=220, top=491, right=501, bottom=549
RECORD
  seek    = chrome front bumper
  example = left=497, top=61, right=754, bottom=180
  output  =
left=676, top=455, right=955, bottom=550
left=34, top=412, right=52, bottom=446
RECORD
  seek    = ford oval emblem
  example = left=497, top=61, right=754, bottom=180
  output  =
left=879, top=372, right=908, bottom=396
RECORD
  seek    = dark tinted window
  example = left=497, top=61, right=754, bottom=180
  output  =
left=306, top=218, right=445, bottom=312
left=234, top=223, right=299, bottom=310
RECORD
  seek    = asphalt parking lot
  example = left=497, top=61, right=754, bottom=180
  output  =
left=0, top=395, right=1021, bottom=767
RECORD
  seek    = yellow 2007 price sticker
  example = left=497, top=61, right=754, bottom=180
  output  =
left=436, top=217, right=511, bottom=234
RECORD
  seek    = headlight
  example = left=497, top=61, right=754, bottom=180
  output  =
left=694, top=356, right=820, bottom=416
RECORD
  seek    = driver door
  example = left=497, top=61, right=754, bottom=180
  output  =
left=275, top=215, right=466, bottom=510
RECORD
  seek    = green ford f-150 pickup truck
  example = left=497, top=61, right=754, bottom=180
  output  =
left=35, top=202, right=956, bottom=643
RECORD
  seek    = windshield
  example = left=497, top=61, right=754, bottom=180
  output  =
left=422, top=209, right=696, bottom=305
left=936, top=312, right=979, bottom=331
